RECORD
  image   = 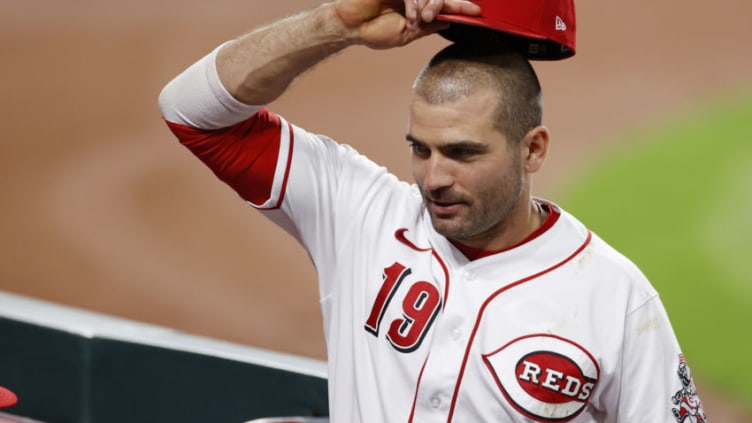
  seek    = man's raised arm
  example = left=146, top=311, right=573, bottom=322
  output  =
left=159, top=0, right=480, bottom=129
left=216, top=0, right=481, bottom=105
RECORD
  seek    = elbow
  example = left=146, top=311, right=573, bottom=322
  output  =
left=157, top=77, right=182, bottom=124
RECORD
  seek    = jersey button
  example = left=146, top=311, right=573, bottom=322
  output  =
left=430, top=396, right=441, bottom=408
left=451, top=328, right=462, bottom=340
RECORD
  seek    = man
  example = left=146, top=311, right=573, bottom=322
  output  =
left=159, top=0, right=707, bottom=421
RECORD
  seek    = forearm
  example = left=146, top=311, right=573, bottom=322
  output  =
left=217, top=3, right=355, bottom=105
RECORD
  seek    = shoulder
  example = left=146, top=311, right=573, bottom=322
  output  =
left=554, top=203, right=659, bottom=309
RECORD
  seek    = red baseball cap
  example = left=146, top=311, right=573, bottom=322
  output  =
left=436, top=0, right=576, bottom=60
left=0, top=386, right=17, bottom=409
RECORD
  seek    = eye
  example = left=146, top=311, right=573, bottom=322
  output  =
left=444, top=145, right=484, bottom=161
left=409, top=141, right=431, bottom=158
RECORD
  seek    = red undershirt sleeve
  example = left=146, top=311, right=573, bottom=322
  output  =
left=164, top=108, right=284, bottom=206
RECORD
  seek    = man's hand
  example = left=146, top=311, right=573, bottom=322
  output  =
left=216, top=0, right=480, bottom=105
left=334, top=0, right=481, bottom=48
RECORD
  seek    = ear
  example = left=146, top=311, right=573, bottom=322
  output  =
left=521, top=126, right=549, bottom=173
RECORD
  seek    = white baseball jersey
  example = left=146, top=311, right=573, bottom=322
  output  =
left=158, top=45, right=707, bottom=423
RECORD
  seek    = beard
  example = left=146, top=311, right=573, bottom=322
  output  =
left=421, top=156, right=526, bottom=244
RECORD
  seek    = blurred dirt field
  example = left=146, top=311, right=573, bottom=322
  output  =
left=2, top=0, right=751, bottom=419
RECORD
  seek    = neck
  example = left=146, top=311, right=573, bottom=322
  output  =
left=453, top=197, right=545, bottom=252
left=451, top=199, right=551, bottom=259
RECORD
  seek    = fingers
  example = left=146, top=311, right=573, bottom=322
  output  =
left=439, top=0, right=481, bottom=16
left=406, top=0, right=480, bottom=28
left=404, top=0, right=435, bottom=29
left=405, top=0, right=428, bottom=30
left=418, top=0, right=440, bottom=23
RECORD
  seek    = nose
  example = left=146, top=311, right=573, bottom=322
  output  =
left=422, top=156, right=454, bottom=192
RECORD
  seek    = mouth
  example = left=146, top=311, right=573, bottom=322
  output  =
left=428, top=199, right=465, bottom=217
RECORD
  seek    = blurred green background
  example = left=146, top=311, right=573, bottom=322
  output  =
left=560, top=90, right=752, bottom=408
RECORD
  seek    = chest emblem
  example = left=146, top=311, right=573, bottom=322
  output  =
left=483, top=334, right=600, bottom=422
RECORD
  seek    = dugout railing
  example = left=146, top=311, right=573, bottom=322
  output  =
left=0, top=291, right=329, bottom=423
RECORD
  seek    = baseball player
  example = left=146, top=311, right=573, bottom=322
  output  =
left=158, top=0, right=707, bottom=421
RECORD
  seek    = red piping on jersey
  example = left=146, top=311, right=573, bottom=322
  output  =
left=273, top=120, right=295, bottom=209
left=444, top=231, right=593, bottom=422
left=407, top=354, right=431, bottom=423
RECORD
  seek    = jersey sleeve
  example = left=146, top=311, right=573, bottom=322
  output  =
left=159, top=40, right=292, bottom=208
left=163, top=110, right=292, bottom=209
left=158, top=41, right=410, bottom=291
left=165, top=109, right=406, bottom=294
left=615, top=295, right=708, bottom=421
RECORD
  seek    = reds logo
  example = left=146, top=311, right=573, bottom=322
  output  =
left=672, top=355, right=707, bottom=423
left=483, top=334, right=599, bottom=422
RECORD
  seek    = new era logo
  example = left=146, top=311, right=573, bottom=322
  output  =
left=555, top=16, right=567, bottom=31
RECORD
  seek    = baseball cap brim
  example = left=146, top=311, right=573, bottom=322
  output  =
left=0, top=386, right=18, bottom=409
left=435, top=16, right=575, bottom=60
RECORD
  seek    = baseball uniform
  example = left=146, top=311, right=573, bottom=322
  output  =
left=158, top=45, right=707, bottom=423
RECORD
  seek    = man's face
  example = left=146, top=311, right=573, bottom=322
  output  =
left=407, top=90, right=527, bottom=248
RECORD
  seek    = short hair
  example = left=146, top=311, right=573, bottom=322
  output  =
left=413, top=42, right=543, bottom=145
